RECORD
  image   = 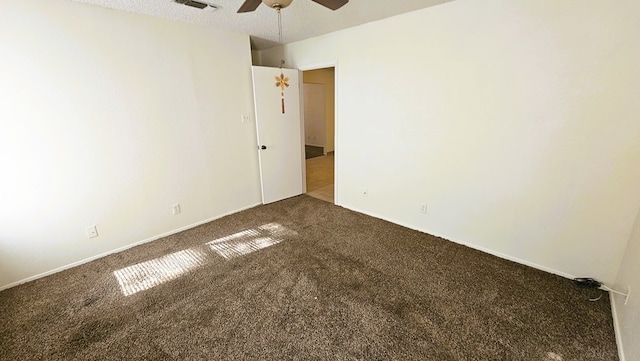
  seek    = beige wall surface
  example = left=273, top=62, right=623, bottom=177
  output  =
left=260, top=0, right=640, bottom=286
left=0, top=0, right=261, bottom=288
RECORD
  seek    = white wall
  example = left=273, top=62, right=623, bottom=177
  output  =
left=0, top=0, right=261, bottom=288
left=303, top=83, right=326, bottom=147
left=613, top=208, right=640, bottom=361
left=260, top=0, right=640, bottom=285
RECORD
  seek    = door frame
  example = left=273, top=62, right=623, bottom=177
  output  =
left=299, top=61, right=339, bottom=205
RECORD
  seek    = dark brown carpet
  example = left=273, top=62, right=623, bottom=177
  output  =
left=0, top=195, right=618, bottom=360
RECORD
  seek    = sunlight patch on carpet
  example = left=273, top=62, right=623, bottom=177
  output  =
left=545, top=352, right=564, bottom=361
left=208, top=236, right=282, bottom=259
left=258, top=222, right=298, bottom=238
left=206, top=223, right=297, bottom=260
left=114, top=223, right=297, bottom=296
left=114, top=249, right=208, bottom=296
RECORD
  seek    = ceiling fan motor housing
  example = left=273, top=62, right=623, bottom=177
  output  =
left=262, top=0, right=293, bottom=9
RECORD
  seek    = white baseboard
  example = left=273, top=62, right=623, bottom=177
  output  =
left=610, top=294, right=626, bottom=361
left=342, top=205, right=577, bottom=281
left=0, top=202, right=262, bottom=292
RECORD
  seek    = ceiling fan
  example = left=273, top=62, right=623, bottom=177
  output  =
left=238, top=0, right=348, bottom=13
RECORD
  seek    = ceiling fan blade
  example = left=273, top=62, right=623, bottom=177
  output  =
left=238, top=0, right=262, bottom=13
left=311, top=0, right=348, bottom=10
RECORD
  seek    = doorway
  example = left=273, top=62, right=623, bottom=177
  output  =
left=302, top=67, right=335, bottom=203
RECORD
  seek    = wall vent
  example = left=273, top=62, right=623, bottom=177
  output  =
left=175, top=0, right=216, bottom=10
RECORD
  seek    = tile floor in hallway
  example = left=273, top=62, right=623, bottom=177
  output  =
left=306, top=152, right=334, bottom=203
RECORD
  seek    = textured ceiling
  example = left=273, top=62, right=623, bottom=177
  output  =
left=72, top=0, right=454, bottom=50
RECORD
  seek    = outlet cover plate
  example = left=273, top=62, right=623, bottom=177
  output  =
left=86, top=225, right=98, bottom=239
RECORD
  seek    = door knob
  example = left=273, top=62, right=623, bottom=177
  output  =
left=261, top=145, right=267, bottom=150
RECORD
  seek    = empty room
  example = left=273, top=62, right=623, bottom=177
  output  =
left=1, top=0, right=639, bottom=360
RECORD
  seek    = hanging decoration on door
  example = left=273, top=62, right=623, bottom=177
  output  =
left=275, top=72, right=289, bottom=114
left=272, top=6, right=289, bottom=114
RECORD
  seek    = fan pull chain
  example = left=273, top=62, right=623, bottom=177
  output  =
left=277, top=7, right=282, bottom=46
left=277, top=7, right=286, bottom=68
left=276, top=6, right=287, bottom=114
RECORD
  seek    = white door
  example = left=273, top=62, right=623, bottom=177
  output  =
left=252, top=66, right=304, bottom=204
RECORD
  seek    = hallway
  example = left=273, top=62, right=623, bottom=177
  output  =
left=305, top=153, right=334, bottom=203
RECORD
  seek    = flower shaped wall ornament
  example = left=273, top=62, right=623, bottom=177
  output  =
left=275, top=72, right=289, bottom=114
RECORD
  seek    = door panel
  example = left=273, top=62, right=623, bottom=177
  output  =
left=252, top=66, right=303, bottom=204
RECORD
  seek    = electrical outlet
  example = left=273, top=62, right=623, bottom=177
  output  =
left=420, top=204, right=427, bottom=214
left=172, top=203, right=181, bottom=215
left=86, top=225, right=98, bottom=239
left=241, top=113, right=250, bottom=123
left=362, top=189, right=368, bottom=197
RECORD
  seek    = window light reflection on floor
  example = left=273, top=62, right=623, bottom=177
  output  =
left=206, top=222, right=297, bottom=260
left=207, top=236, right=282, bottom=260
left=114, top=249, right=208, bottom=296
left=113, top=223, right=297, bottom=296
left=258, top=222, right=298, bottom=238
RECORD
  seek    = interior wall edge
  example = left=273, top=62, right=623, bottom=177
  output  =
left=610, top=295, right=627, bottom=361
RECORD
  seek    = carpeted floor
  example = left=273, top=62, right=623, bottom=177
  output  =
left=0, top=195, right=618, bottom=360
